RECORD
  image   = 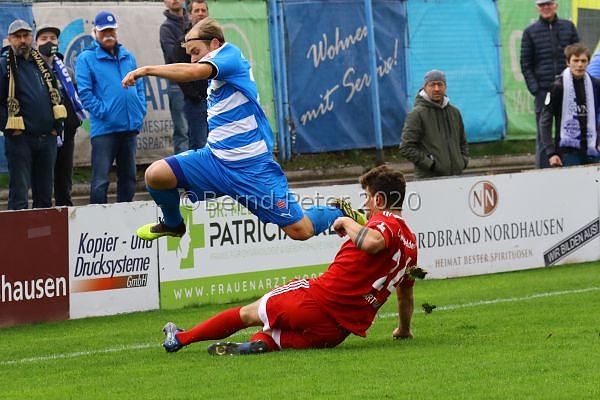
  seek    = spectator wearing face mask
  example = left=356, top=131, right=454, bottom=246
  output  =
left=35, top=23, right=86, bottom=206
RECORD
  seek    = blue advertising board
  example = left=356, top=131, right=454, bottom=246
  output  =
left=282, top=0, right=408, bottom=153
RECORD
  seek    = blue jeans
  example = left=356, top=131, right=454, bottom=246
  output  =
left=183, top=97, right=208, bottom=150
left=90, top=131, right=138, bottom=204
left=168, top=85, right=189, bottom=154
left=5, top=133, right=57, bottom=210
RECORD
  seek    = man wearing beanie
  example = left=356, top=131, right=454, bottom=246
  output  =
left=399, top=69, right=469, bottom=179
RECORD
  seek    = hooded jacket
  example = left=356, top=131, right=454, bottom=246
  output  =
left=75, top=41, right=146, bottom=138
left=399, top=91, right=469, bottom=179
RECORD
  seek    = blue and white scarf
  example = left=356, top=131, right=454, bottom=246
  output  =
left=559, top=68, right=597, bottom=156
left=52, top=57, right=86, bottom=122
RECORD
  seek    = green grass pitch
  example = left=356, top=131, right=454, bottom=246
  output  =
left=1, top=262, right=599, bottom=399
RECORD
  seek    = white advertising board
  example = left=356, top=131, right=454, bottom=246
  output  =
left=157, top=165, right=600, bottom=307
left=403, top=165, right=600, bottom=278
left=68, top=202, right=159, bottom=318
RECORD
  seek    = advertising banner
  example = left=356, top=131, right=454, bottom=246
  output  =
left=498, top=0, right=573, bottom=139
left=404, top=166, right=600, bottom=277
left=32, top=2, right=173, bottom=166
left=157, top=185, right=361, bottom=308
left=209, top=0, right=275, bottom=130
left=282, top=0, right=408, bottom=153
left=68, top=202, right=159, bottom=318
left=30, top=1, right=273, bottom=166
left=0, top=208, right=69, bottom=327
left=159, top=164, right=600, bottom=309
left=407, top=0, right=505, bottom=142
left=572, top=0, right=600, bottom=52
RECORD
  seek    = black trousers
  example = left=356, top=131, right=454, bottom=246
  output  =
left=54, top=128, right=76, bottom=206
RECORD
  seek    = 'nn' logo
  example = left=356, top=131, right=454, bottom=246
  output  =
left=166, top=207, right=205, bottom=269
left=468, top=181, right=498, bottom=217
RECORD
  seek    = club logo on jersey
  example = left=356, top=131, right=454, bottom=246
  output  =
left=277, top=199, right=286, bottom=209
left=468, top=180, right=498, bottom=217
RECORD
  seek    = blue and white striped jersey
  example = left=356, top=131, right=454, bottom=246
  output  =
left=200, top=43, right=274, bottom=163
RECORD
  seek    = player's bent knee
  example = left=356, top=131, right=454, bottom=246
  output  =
left=282, top=219, right=314, bottom=241
left=239, top=302, right=262, bottom=326
left=145, top=160, right=176, bottom=189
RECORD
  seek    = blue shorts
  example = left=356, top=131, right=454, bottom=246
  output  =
left=166, top=148, right=304, bottom=227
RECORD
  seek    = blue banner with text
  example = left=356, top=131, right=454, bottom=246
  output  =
left=282, top=0, right=408, bottom=153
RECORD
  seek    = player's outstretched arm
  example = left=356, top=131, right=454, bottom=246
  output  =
left=393, top=284, right=414, bottom=339
left=332, top=217, right=385, bottom=254
left=122, top=63, right=214, bottom=87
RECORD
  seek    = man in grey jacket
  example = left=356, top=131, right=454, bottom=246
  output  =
left=399, top=70, right=469, bottom=179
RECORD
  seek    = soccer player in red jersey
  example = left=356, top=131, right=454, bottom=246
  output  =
left=162, top=165, right=419, bottom=355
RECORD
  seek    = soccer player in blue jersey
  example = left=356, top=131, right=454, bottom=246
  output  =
left=122, top=18, right=365, bottom=241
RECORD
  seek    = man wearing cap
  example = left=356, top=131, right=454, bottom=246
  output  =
left=399, top=70, right=469, bottom=179
left=0, top=19, right=66, bottom=210
left=520, top=0, right=579, bottom=169
left=35, top=23, right=86, bottom=206
left=75, top=11, right=146, bottom=204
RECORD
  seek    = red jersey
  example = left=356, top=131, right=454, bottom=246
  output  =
left=308, top=211, right=418, bottom=337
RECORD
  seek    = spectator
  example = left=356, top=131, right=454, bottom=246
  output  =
left=35, top=24, right=86, bottom=207
left=539, top=43, right=600, bottom=167
left=160, top=165, right=419, bottom=356
left=399, top=69, right=468, bottom=179
left=589, top=48, right=600, bottom=79
left=0, top=19, right=65, bottom=210
left=122, top=18, right=366, bottom=242
left=160, top=0, right=189, bottom=154
left=520, top=0, right=579, bottom=168
left=75, top=11, right=146, bottom=204
left=171, top=0, right=209, bottom=150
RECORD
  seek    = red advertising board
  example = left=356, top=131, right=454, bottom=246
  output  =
left=0, top=208, right=69, bottom=327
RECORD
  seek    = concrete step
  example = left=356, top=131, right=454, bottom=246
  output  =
left=0, top=154, right=535, bottom=209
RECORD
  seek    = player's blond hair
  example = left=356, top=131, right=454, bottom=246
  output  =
left=186, top=17, right=224, bottom=44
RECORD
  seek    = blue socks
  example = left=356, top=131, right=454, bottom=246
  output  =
left=305, top=206, right=343, bottom=235
left=146, top=186, right=183, bottom=228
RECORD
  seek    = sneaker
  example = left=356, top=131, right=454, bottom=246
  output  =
left=207, top=340, right=269, bottom=356
left=137, top=218, right=186, bottom=241
left=332, top=198, right=367, bottom=225
left=163, top=322, right=184, bottom=353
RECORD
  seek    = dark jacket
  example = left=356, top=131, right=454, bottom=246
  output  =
left=171, top=21, right=208, bottom=102
left=399, top=92, right=469, bottom=179
left=520, top=15, right=579, bottom=96
left=0, top=46, right=59, bottom=135
left=539, top=73, right=600, bottom=158
left=160, top=9, right=188, bottom=89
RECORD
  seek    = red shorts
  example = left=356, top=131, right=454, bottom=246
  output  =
left=258, top=279, right=350, bottom=350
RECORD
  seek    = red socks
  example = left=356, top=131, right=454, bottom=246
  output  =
left=250, top=331, right=279, bottom=352
left=176, top=306, right=245, bottom=346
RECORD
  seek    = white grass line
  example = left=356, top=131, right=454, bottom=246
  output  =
left=0, top=343, right=158, bottom=366
left=378, top=286, right=600, bottom=319
left=2, top=287, right=598, bottom=366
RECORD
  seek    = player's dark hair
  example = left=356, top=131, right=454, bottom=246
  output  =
left=564, top=42, right=590, bottom=61
left=359, top=165, right=406, bottom=210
